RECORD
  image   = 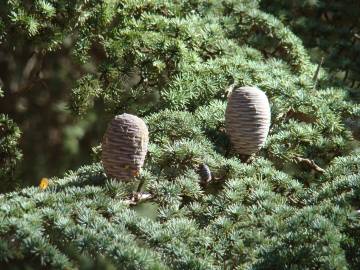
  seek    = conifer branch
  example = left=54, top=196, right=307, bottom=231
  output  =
left=312, top=56, right=324, bottom=89
left=294, top=156, right=325, bottom=173
left=124, top=192, right=154, bottom=206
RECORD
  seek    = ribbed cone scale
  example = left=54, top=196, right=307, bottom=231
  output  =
left=225, top=86, right=271, bottom=155
left=101, top=113, right=149, bottom=181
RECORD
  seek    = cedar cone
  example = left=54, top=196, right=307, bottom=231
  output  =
left=101, top=113, right=149, bottom=180
left=225, top=86, right=271, bottom=155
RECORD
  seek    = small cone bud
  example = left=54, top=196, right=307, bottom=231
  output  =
left=198, top=163, right=212, bottom=183
left=101, top=113, right=149, bottom=181
left=225, top=86, right=271, bottom=155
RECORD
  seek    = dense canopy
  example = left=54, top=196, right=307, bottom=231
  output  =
left=0, top=0, right=360, bottom=269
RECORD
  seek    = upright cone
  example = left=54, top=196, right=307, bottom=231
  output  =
left=225, top=86, right=271, bottom=155
left=101, top=113, right=149, bottom=181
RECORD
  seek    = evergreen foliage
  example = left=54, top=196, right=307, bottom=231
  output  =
left=1, top=0, right=360, bottom=269
left=0, top=110, right=22, bottom=193
left=260, top=0, right=360, bottom=91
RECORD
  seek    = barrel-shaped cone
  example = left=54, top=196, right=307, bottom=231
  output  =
left=101, top=113, right=149, bottom=180
left=225, top=86, right=271, bottom=155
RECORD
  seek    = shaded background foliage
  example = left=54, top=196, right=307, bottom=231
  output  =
left=0, top=0, right=111, bottom=186
left=261, top=0, right=360, bottom=96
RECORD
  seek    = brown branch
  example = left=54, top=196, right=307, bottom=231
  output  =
left=294, top=156, right=325, bottom=173
left=312, top=56, right=324, bottom=89
left=343, top=69, right=349, bottom=83
left=287, top=195, right=306, bottom=207
left=123, top=192, right=153, bottom=206
left=225, top=83, right=236, bottom=98
left=351, top=79, right=356, bottom=88
left=270, top=44, right=281, bottom=56
left=17, top=50, right=45, bottom=92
